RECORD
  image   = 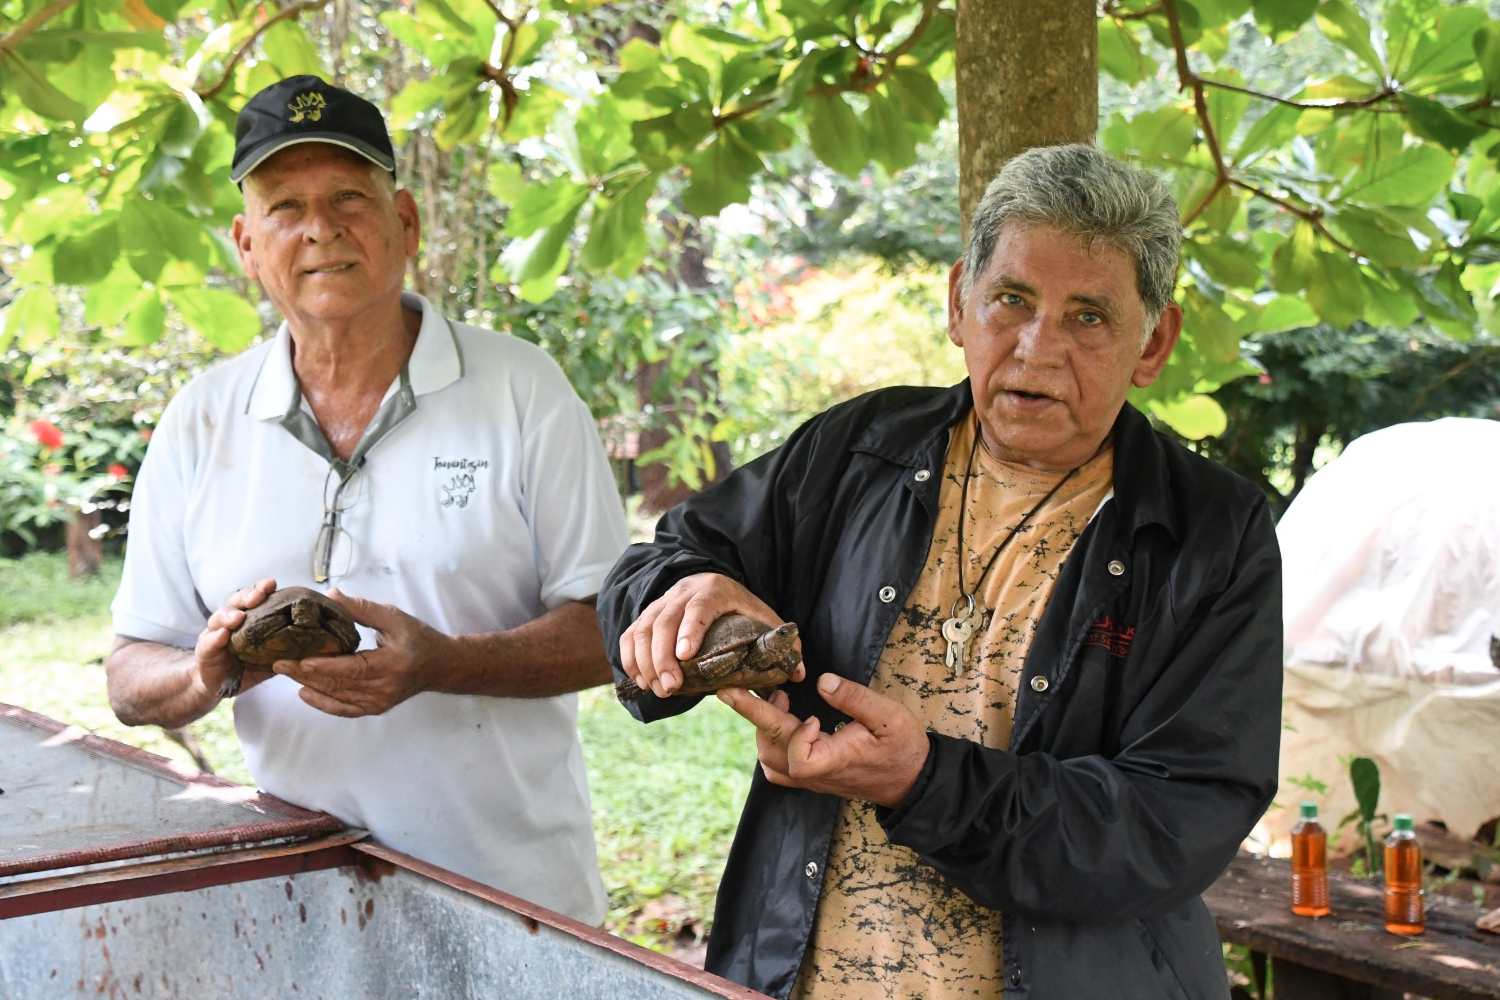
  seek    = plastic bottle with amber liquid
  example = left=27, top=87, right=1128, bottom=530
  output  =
left=1290, top=802, right=1330, bottom=917
left=1383, top=814, right=1425, bottom=935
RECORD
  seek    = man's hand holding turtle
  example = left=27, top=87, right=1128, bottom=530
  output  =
left=619, top=572, right=806, bottom=698
left=198, top=578, right=278, bottom=703
left=271, top=589, right=450, bottom=718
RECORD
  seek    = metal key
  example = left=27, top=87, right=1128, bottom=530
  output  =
left=942, top=613, right=978, bottom=676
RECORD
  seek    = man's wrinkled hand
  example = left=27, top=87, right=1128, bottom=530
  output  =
left=197, top=578, right=277, bottom=700
left=717, top=673, right=929, bottom=808
left=619, top=572, right=804, bottom=699
left=271, top=588, right=451, bottom=717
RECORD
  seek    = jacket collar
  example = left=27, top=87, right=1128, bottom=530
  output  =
left=853, top=379, right=1180, bottom=542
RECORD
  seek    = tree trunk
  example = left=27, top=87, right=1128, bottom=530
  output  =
left=955, top=0, right=1098, bottom=237
left=66, top=507, right=103, bottom=579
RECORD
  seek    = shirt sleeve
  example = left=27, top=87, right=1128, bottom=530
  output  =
left=513, top=353, right=630, bottom=610
left=111, top=391, right=212, bottom=649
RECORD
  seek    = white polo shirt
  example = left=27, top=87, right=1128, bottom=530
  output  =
left=112, top=293, right=629, bottom=923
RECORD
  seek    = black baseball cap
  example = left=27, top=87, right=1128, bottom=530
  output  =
left=230, top=75, right=396, bottom=184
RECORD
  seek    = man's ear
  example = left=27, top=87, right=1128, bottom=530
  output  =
left=396, top=188, right=421, bottom=257
left=946, top=259, right=966, bottom=348
left=231, top=214, right=258, bottom=282
left=1132, top=301, right=1183, bottom=388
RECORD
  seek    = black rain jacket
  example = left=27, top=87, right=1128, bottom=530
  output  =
left=597, top=382, right=1283, bottom=1000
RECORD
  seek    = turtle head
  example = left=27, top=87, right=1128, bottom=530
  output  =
left=289, top=598, right=321, bottom=627
left=756, top=622, right=800, bottom=667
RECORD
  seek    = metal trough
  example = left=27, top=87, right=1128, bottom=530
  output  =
left=0, top=704, right=765, bottom=1000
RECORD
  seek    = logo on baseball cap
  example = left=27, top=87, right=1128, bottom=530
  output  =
left=230, top=75, right=396, bottom=184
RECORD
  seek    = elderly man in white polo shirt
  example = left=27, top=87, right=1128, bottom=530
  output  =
left=104, top=75, right=629, bottom=923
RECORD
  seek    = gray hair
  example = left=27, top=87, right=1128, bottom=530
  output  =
left=961, top=144, right=1182, bottom=340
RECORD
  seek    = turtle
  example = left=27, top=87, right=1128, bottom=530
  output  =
left=222, top=586, right=360, bottom=697
left=615, top=613, right=800, bottom=702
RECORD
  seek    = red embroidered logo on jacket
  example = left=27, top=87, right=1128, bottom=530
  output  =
left=1084, top=616, right=1135, bottom=658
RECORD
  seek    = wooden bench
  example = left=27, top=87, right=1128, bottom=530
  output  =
left=1204, top=853, right=1500, bottom=1000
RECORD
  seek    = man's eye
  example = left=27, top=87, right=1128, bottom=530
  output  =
left=998, top=292, right=1024, bottom=306
left=269, top=200, right=296, bottom=212
left=1077, top=310, right=1104, bottom=326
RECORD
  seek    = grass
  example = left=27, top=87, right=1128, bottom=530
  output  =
left=0, top=550, right=752, bottom=951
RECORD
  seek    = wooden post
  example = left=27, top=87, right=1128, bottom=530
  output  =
left=66, top=506, right=103, bottom=579
left=955, top=0, right=1099, bottom=238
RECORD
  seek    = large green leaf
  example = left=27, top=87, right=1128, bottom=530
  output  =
left=499, top=201, right=585, bottom=294
left=53, top=218, right=122, bottom=286
left=864, top=90, right=917, bottom=174
left=120, top=290, right=166, bottom=347
left=581, top=171, right=658, bottom=277
left=503, top=179, right=590, bottom=239
left=0, top=285, right=60, bottom=353
left=1399, top=94, right=1483, bottom=155
left=2, top=52, right=88, bottom=121
left=1252, top=0, right=1319, bottom=43
left=1395, top=5, right=1487, bottom=89
left=1315, top=1, right=1383, bottom=77
left=85, top=262, right=153, bottom=327
left=1475, top=22, right=1500, bottom=99
left=1342, top=142, right=1455, bottom=208
left=260, top=19, right=324, bottom=78
left=804, top=94, right=867, bottom=180
left=1306, top=248, right=1363, bottom=328
left=1257, top=295, right=1319, bottom=333
left=1326, top=207, right=1428, bottom=269
left=1270, top=222, right=1318, bottom=293
left=682, top=132, right=760, bottom=216
left=1360, top=270, right=1420, bottom=329
left=1187, top=234, right=1262, bottom=289
left=167, top=286, right=262, bottom=352
left=1098, top=18, right=1155, bottom=85
left=1146, top=393, right=1228, bottom=439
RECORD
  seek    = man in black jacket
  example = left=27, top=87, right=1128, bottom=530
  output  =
left=598, top=144, right=1282, bottom=1000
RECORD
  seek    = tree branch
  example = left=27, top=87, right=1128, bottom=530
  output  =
left=1199, top=75, right=1397, bottom=112
left=0, top=0, right=83, bottom=58
left=1163, top=0, right=1359, bottom=256
left=195, top=0, right=326, bottom=102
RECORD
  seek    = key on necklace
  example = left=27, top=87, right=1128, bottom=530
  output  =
left=941, top=613, right=979, bottom=676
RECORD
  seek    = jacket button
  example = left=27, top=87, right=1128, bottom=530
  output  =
left=1030, top=676, right=1049, bottom=692
left=878, top=586, right=896, bottom=603
left=914, top=469, right=930, bottom=482
left=1009, top=967, right=1021, bottom=986
left=805, top=862, right=819, bottom=878
left=1108, top=559, right=1126, bottom=576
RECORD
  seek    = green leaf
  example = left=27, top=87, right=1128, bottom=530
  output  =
left=53, top=218, right=122, bottom=286
left=864, top=90, right=917, bottom=173
left=499, top=201, right=584, bottom=289
left=1343, top=142, right=1455, bottom=208
left=1202, top=70, right=1249, bottom=153
left=886, top=66, right=947, bottom=127
left=1315, top=1, right=1383, bottom=77
left=1257, top=294, right=1319, bottom=333
left=120, top=200, right=208, bottom=282
left=1182, top=287, right=1244, bottom=363
left=0, top=285, right=59, bottom=353
left=434, top=89, right=489, bottom=150
left=1475, top=22, right=1500, bottom=98
left=682, top=133, right=759, bottom=216
left=167, top=287, right=263, bottom=352
left=120, top=290, right=166, bottom=347
left=85, top=262, right=151, bottom=327
left=261, top=19, right=324, bottom=77
left=1399, top=93, right=1483, bottom=155
left=1326, top=207, right=1427, bottom=269
left=503, top=180, right=590, bottom=238
left=1146, top=393, right=1228, bottom=439
left=1397, top=5, right=1486, bottom=89
left=1124, top=106, right=1198, bottom=163
left=1350, top=756, right=1380, bottom=826
left=581, top=171, right=658, bottom=277
left=1360, top=270, right=1420, bottom=329
left=1270, top=222, right=1318, bottom=293
left=1252, top=0, right=1318, bottom=43
left=805, top=95, right=867, bottom=179
left=14, top=187, right=89, bottom=245
left=1098, top=18, right=1156, bottom=85
left=1306, top=248, right=1363, bottom=328
left=1187, top=235, right=1262, bottom=288
left=2, top=52, right=88, bottom=121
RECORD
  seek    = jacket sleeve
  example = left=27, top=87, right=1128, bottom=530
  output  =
left=879, top=496, right=1283, bottom=922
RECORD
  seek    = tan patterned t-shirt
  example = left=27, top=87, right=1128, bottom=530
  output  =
left=792, top=416, right=1114, bottom=1000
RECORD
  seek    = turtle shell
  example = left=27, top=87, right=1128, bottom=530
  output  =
left=229, top=586, right=360, bottom=666
left=616, top=613, right=800, bottom=702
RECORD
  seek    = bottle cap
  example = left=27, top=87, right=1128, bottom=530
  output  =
left=1393, top=814, right=1413, bottom=831
left=1299, top=802, right=1318, bottom=818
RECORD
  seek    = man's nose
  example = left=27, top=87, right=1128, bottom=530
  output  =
left=302, top=204, right=341, bottom=243
left=1013, top=311, right=1065, bottom=365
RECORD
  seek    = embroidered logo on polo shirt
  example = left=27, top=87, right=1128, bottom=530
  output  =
left=287, top=91, right=326, bottom=123
left=434, top=456, right=488, bottom=509
left=1084, top=616, right=1135, bottom=658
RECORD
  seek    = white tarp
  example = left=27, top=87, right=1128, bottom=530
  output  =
left=1264, top=418, right=1500, bottom=849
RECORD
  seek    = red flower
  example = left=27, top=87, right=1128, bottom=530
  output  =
left=27, top=419, right=63, bottom=450
left=140, top=428, right=153, bottom=441
left=108, top=464, right=129, bottom=480
left=43, top=463, right=61, bottom=476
